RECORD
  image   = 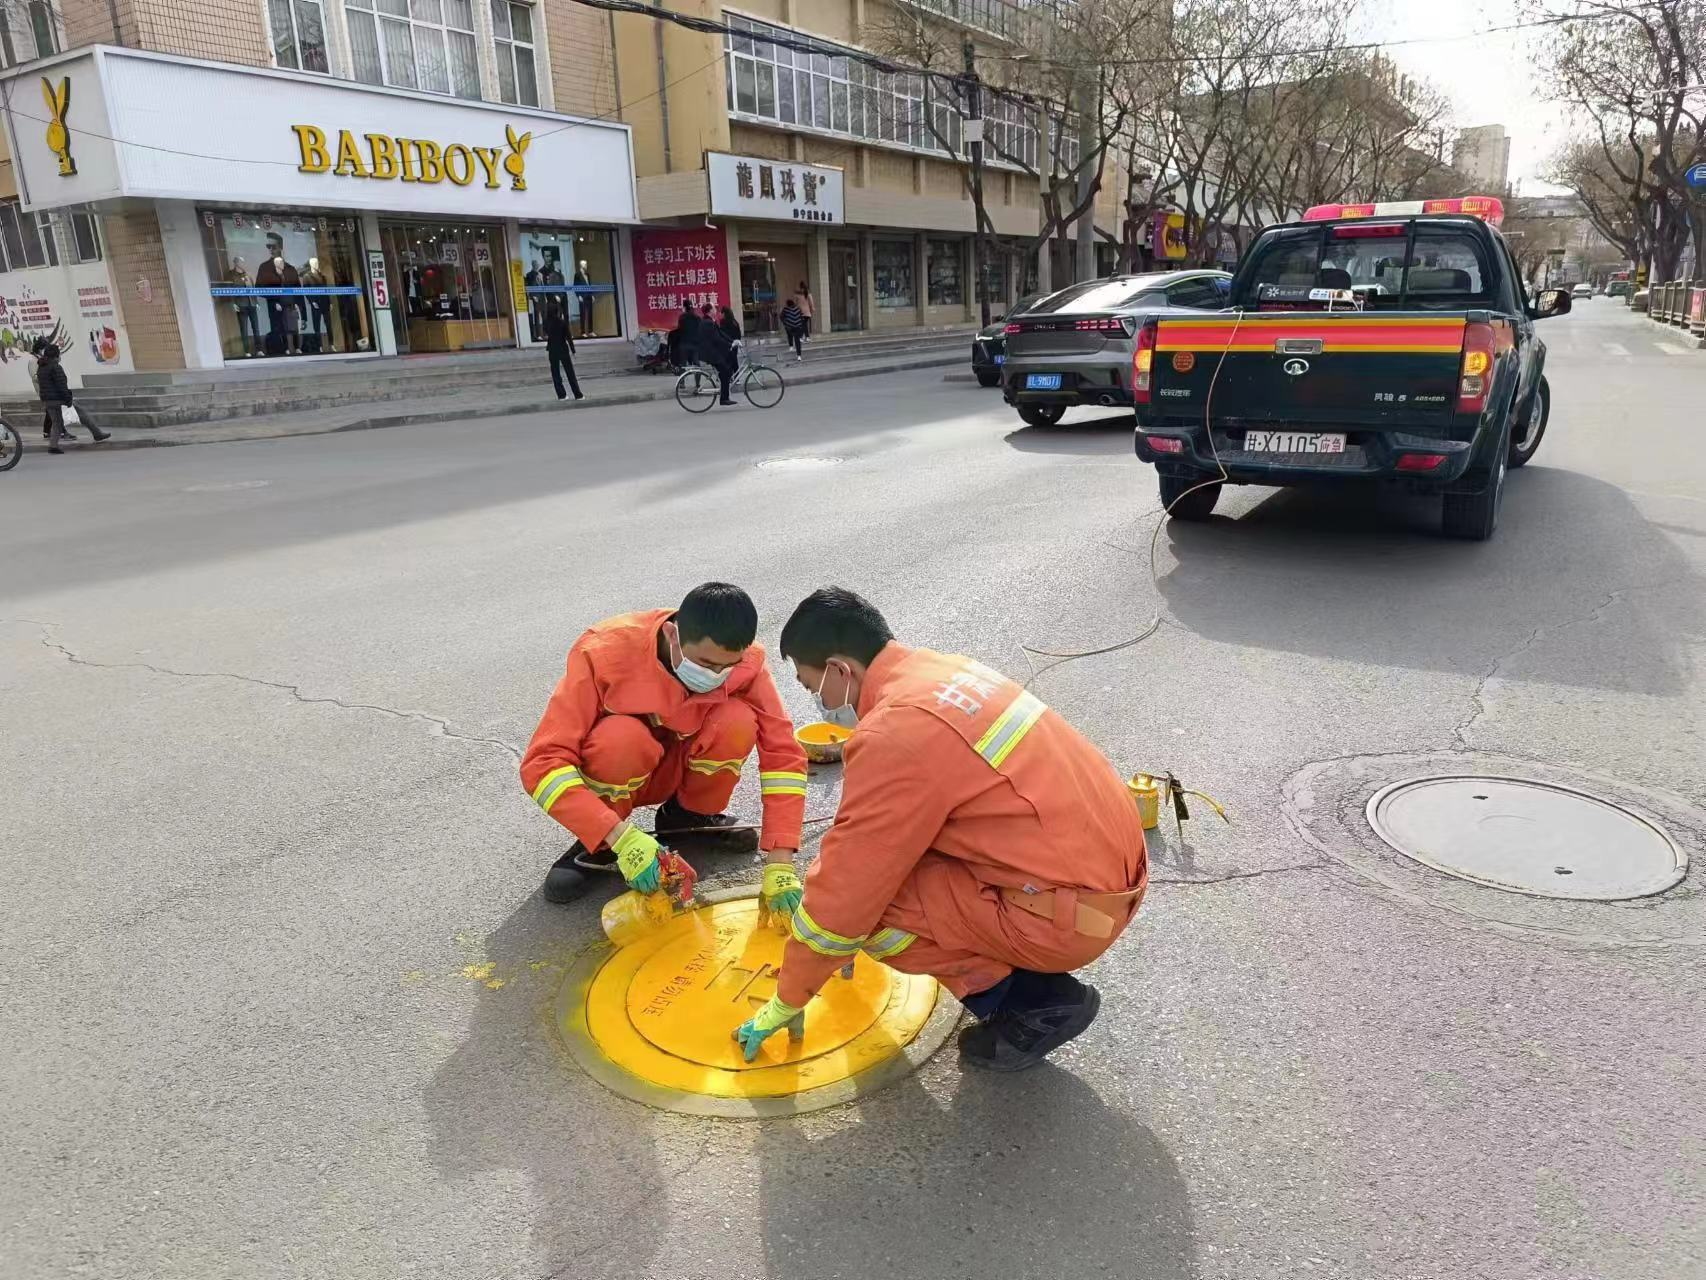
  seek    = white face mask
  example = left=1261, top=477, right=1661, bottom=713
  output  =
left=273, top=256, right=285, bottom=270
left=668, top=624, right=730, bottom=694
left=814, top=661, right=859, bottom=728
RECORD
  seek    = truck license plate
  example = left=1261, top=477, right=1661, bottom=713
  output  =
left=1026, top=373, right=1062, bottom=390
left=1245, top=430, right=1346, bottom=454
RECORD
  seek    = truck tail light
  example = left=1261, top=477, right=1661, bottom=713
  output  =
left=1396, top=453, right=1448, bottom=472
left=1145, top=434, right=1185, bottom=454
left=1457, top=322, right=1495, bottom=414
left=1133, top=321, right=1158, bottom=405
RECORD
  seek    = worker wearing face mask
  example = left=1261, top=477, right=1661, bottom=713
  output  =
left=735, top=586, right=1146, bottom=1072
left=520, top=583, right=808, bottom=905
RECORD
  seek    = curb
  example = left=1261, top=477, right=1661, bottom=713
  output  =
left=15, top=352, right=965, bottom=454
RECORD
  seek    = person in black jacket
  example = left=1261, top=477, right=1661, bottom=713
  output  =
left=543, top=299, right=583, bottom=401
left=39, top=343, right=109, bottom=453
left=697, top=309, right=738, bottom=405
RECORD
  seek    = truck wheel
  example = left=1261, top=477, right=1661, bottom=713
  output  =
left=1159, top=470, right=1221, bottom=520
left=1508, top=377, right=1548, bottom=468
left=1018, top=404, right=1066, bottom=428
left=975, top=370, right=1002, bottom=388
left=1442, top=454, right=1506, bottom=541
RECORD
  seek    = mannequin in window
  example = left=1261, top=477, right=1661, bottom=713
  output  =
left=300, top=255, right=335, bottom=353
left=254, top=235, right=302, bottom=355
left=229, top=256, right=261, bottom=357
left=574, top=259, right=595, bottom=336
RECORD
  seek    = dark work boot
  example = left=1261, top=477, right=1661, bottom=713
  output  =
left=653, top=797, right=758, bottom=856
left=957, top=972, right=1101, bottom=1073
left=543, top=840, right=613, bottom=903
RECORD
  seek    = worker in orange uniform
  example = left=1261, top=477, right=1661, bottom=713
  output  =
left=520, top=583, right=809, bottom=905
left=734, top=587, right=1146, bottom=1072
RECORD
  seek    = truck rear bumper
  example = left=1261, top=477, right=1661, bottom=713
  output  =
left=1134, top=424, right=1477, bottom=486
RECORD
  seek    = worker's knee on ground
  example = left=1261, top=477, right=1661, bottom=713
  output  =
left=695, top=697, right=758, bottom=757
left=581, top=714, right=665, bottom=782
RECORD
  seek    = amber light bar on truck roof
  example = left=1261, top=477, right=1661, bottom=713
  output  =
left=1301, top=196, right=1505, bottom=227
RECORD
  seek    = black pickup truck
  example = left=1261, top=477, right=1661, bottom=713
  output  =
left=1132, top=204, right=1571, bottom=539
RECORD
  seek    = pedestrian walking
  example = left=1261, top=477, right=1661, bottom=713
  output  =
left=780, top=296, right=806, bottom=362
left=544, top=299, right=584, bottom=401
left=796, top=281, right=814, bottom=341
left=38, top=343, right=109, bottom=454
left=25, top=337, right=71, bottom=442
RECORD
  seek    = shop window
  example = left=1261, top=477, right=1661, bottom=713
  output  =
left=0, top=0, right=57, bottom=67
left=927, top=239, right=963, bottom=307
left=376, top=221, right=515, bottom=353
left=348, top=0, right=480, bottom=99
left=873, top=240, right=914, bottom=311
left=519, top=228, right=621, bottom=340
left=491, top=0, right=538, bottom=107
left=198, top=210, right=373, bottom=360
left=268, top=0, right=330, bottom=73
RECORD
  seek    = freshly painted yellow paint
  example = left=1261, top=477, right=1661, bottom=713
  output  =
left=574, top=897, right=938, bottom=1099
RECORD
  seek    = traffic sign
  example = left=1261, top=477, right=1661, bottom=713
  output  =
left=1688, top=163, right=1706, bottom=188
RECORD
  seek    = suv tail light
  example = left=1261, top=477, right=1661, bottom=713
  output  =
left=1003, top=323, right=1022, bottom=335
left=1458, top=322, right=1495, bottom=414
left=1132, top=321, right=1158, bottom=404
left=1073, top=316, right=1135, bottom=335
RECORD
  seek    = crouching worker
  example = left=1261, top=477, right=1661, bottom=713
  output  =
left=735, top=587, right=1146, bottom=1072
left=521, top=583, right=807, bottom=904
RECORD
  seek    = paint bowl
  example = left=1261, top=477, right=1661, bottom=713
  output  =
left=796, top=721, right=853, bottom=764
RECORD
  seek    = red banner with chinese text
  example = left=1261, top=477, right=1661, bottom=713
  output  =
left=631, top=227, right=731, bottom=331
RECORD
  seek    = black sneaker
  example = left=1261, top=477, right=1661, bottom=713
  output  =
left=543, top=841, right=604, bottom=903
left=957, top=976, right=1101, bottom=1072
left=653, top=797, right=758, bottom=855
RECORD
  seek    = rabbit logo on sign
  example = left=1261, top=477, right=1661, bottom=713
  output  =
left=42, top=76, right=75, bottom=177
left=503, top=125, right=531, bottom=191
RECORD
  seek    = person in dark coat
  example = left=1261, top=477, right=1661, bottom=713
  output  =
left=669, top=301, right=702, bottom=370
left=696, top=310, right=738, bottom=406
left=717, top=305, right=742, bottom=344
left=544, top=299, right=583, bottom=401
left=38, top=343, right=109, bottom=453
left=780, top=296, right=806, bottom=361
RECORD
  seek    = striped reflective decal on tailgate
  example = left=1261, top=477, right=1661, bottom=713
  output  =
left=1157, top=316, right=1466, bottom=354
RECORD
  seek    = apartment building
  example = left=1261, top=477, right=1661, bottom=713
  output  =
left=0, top=0, right=634, bottom=391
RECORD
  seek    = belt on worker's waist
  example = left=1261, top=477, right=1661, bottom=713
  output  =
left=1001, top=866, right=1148, bottom=939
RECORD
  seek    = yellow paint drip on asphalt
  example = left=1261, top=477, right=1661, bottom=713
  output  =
left=573, top=897, right=938, bottom=1100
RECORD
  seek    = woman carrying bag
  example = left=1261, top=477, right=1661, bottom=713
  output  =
left=39, top=344, right=109, bottom=454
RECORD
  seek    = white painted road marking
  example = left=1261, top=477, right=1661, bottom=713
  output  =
left=1658, top=344, right=1692, bottom=356
left=1605, top=343, right=1630, bottom=356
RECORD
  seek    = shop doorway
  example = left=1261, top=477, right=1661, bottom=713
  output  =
left=740, top=242, right=807, bottom=335
left=828, top=239, right=862, bottom=332
left=378, top=221, right=514, bottom=354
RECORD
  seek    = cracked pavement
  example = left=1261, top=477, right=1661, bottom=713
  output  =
left=2, top=302, right=1703, bottom=1280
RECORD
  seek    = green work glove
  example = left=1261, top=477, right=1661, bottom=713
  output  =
left=733, top=994, right=805, bottom=1062
left=760, top=862, right=804, bottom=917
left=610, top=824, right=662, bottom=893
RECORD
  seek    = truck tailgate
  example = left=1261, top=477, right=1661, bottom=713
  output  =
left=1148, top=313, right=1467, bottom=429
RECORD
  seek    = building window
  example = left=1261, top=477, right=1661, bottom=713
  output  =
left=724, top=14, right=1044, bottom=169
left=268, top=0, right=330, bottom=73
left=0, top=199, right=52, bottom=271
left=491, top=0, right=538, bottom=107
left=872, top=239, right=914, bottom=310
left=0, top=0, right=58, bottom=66
left=347, top=0, right=481, bottom=99
left=927, top=238, right=963, bottom=306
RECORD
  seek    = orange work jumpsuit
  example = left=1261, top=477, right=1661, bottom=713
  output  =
left=777, top=643, right=1145, bottom=1008
left=520, top=609, right=807, bottom=853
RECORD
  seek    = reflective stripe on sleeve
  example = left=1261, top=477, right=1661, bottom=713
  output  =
left=687, top=756, right=745, bottom=777
left=861, top=927, right=916, bottom=960
left=789, top=904, right=865, bottom=957
left=530, top=765, right=583, bottom=812
left=973, top=690, right=1048, bottom=769
left=760, top=770, right=808, bottom=797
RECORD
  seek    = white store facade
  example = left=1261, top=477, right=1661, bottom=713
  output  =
left=0, top=44, right=639, bottom=378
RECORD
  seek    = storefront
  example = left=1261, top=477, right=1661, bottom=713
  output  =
left=0, top=46, right=637, bottom=371
left=705, top=151, right=845, bottom=335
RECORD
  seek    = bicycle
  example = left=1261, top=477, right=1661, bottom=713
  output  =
left=0, top=417, right=21, bottom=472
left=673, top=341, right=786, bottom=414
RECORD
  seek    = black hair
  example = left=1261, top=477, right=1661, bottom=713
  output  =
left=676, top=582, right=757, bottom=650
left=779, top=587, right=893, bottom=667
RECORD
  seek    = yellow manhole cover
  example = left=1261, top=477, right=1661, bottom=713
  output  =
left=557, top=891, right=957, bottom=1117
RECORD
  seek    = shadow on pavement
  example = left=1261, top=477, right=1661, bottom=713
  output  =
left=758, top=1066, right=1196, bottom=1280
left=1002, top=410, right=1134, bottom=456
left=1157, top=465, right=1702, bottom=695
left=422, top=893, right=667, bottom=1280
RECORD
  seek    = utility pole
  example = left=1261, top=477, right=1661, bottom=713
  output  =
left=1075, top=79, right=1096, bottom=282
left=964, top=38, right=992, bottom=326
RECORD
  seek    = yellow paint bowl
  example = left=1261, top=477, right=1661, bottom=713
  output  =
left=796, top=721, right=853, bottom=763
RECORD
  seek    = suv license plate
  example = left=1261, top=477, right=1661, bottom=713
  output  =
left=993, top=354, right=1005, bottom=364
left=1026, top=373, right=1062, bottom=390
left=1245, top=430, right=1346, bottom=454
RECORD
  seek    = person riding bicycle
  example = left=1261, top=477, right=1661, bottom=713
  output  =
left=697, top=307, right=739, bottom=407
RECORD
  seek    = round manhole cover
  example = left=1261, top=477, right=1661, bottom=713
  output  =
left=557, top=892, right=955, bottom=1116
left=754, top=455, right=843, bottom=470
left=1367, top=775, right=1686, bottom=901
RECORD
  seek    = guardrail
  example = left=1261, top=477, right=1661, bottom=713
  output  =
left=1644, top=280, right=1706, bottom=345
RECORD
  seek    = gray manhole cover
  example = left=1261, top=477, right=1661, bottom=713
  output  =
left=1366, top=776, right=1686, bottom=901
left=754, top=456, right=843, bottom=470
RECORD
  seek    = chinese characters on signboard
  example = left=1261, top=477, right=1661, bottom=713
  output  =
left=708, top=152, right=845, bottom=224
left=630, top=226, right=730, bottom=331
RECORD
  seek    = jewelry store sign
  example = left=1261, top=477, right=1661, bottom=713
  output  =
left=707, top=152, right=843, bottom=224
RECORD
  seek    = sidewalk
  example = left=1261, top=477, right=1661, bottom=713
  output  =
left=17, top=347, right=965, bottom=454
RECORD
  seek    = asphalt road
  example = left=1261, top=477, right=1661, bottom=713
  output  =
left=3, top=301, right=1703, bottom=1280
